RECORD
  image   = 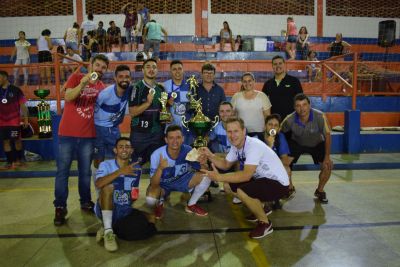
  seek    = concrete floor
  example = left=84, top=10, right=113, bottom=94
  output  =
left=0, top=154, right=400, bottom=267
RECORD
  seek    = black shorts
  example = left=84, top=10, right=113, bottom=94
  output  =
left=288, top=140, right=326, bottom=165
left=0, top=126, right=21, bottom=141
left=229, top=178, right=288, bottom=202
left=130, top=131, right=165, bottom=164
left=38, top=51, right=52, bottom=63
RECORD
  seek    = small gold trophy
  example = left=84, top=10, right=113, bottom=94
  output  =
left=186, top=75, right=201, bottom=110
left=159, top=92, right=172, bottom=121
left=34, top=89, right=52, bottom=138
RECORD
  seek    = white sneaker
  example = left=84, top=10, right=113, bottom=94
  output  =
left=96, top=227, right=104, bottom=243
left=104, top=231, right=118, bottom=252
left=232, top=197, right=242, bottom=204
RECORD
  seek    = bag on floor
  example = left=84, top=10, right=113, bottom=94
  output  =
left=113, top=208, right=157, bottom=241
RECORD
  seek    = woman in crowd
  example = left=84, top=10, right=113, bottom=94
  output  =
left=285, top=17, right=297, bottom=60
left=219, top=21, right=235, bottom=51
left=11, top=31, right=31, bottom=86
left=64, top=22, right=81, bottom=54
left=296, top=26, right=309, bottom=60
left=37, top=29, right=53, bottom=85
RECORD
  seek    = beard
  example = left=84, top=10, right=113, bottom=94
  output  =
left=118, top=81, right=130, bottom=89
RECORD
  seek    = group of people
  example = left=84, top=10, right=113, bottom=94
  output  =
left=46, top=52, right=333, bottom=252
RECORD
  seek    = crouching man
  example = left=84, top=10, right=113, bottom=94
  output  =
left=95, top=137, right=156, bottom=252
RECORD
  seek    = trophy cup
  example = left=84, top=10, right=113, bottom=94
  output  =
left=181, top=77, right=219, bottom=148
left=34, top=89, right=52, bottom=138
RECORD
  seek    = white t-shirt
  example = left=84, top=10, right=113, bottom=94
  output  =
left=15, top=40, right=30, bottom=60
left=226, top=136, right=289, bottom=186
left=81, top=20, right=97, bottom=36
left=231, top=91, right=272, bottom=132
left=63, top=53, right=82, bottom=63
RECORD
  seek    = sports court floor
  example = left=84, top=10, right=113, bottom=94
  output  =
left=0, top=153, right=399, bottom=267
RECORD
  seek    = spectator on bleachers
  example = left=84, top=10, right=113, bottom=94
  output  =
left=121, top=2, right=138, bottom=52
left=37, top=29, right=53, bottom=85
left=231, top=72, right=271, bottom=142
left=64, top=22, right=81, bottom=54
left=83, top=31, right=99, bottom=60
left=262, top=55, right=303, bottom=120
left=281, top=93, right=332, bottom=204
left=285, top=17, right=297, bottom=60
left=137, top=1, right=151, bottom=41
left=328, top=33, right=351, bottom=57
left=296, top=26, right=309, bottom=60
left=107, top=21, right=122, bottom=52
left=143, top=19, right=168, bottom=61
left=61, top=46, right=82, bottom=82
left=10, top=31, right=30, bottom=86
left=196, top=63, right=226, bottom=120
left=129, top=58, right=166, bottom=164
left=0, top=70, right=29, bottom=170
left=235, top=35, right=243, bottom=52
left=53, top=54, right=110, bottom=226
left=81, top=13, right=97, bottom=61
left=306, top=50, right=321, bottom=82
left=163, top=60, right=193, bottom=145
left=96, top=21, right=107, bottom=52
left=219, top=21, right=235, bottom=52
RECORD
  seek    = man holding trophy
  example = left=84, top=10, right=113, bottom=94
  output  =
left=129, top=58, right=171, bottom=164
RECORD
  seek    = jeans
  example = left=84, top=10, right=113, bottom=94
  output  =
left=54, top=136, right=94, bottom=208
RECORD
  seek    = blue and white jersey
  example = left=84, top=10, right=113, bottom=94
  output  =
left=163, top=79, right=191, bottom=128
left=96, top=159, right=141, bottom=211
left=150, top=144, right=200, bottom=184
left=209, top=122, right=231, bottom=154
left=94, top=84, right=130, bottom=127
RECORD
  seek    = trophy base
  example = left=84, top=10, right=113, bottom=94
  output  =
left=193, top=137, right=208, bottom=148
left=38, top=132, right=52, bottom=139
left=160, top=112, right=172, bottom=122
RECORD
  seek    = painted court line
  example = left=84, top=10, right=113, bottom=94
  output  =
left=1, top=221, right=400, bottom=239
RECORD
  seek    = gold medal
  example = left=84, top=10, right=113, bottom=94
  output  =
left=90, top=72, right=98, bottom=81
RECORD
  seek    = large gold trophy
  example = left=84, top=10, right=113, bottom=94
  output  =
left=34, top=89, right=52, bottom=138
left=181, top=76, right=219, bottom=148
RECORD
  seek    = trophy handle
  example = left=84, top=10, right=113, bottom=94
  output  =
left=211, top=115, right=219, bottom=130
left=181, top=116, right=189, bottom=131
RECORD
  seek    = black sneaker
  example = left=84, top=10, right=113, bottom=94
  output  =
left=54, top=207, right=68, bottom=226
left=81, top=201, right=95, bottom=213
left=285, top=187, right=296, bottom=200
left=314, top=189, right=328, bottom=204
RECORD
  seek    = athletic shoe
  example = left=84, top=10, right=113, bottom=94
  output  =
left=285, top=187, right=296, bottom=200
left=81, top=201, right=95, bottom=213
left=210, top=181, right=219, bottom=188
left=249, top=221, right=273, bottom=239
left=54, top=207, right=68, bottom=226
left=154, top=202, right=164, bottom=219
left=245, top=206, right=273, bottom=222
left=96, top=227, right=104, bottom=243
left=104, top=231, right=118, bottom=252
left=314, top=189, right=328, bottom=204
left=232, top=197, right=242, bottom=204
left=185, top=204, right=208, bottom=216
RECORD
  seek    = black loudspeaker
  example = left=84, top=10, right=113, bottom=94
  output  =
left=378, top=20, right=396, bottom=47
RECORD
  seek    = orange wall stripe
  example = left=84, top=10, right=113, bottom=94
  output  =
left=76, top=0, right=83, bottom=25
left=317, top=0, right=323, bottom=37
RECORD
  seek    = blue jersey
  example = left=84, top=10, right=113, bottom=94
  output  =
left=271, top=132, right=290, bottom=157
left=150, top=144, right=200, bottom=184
left=94, top=84, right=130, bottom=127
left=95, top=159, right=141, bottom=219
left=209, top=122, right=231, bottom=154
left=163, top=79, right=191, bottom=128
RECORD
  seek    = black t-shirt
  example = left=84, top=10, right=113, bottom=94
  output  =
left=262, top=74, right=303, bottom=120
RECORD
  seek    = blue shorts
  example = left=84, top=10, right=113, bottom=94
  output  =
left=94, top=125, right=121, bottom=160
left=95, top=201, right=133, bottom=225
left=65, top=41, right=78, bottom=51
left=287, top=35, right=297, bottom=43
left=160, top=172, right=195, bottom=194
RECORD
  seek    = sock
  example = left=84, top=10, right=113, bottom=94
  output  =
left=102, top=210, right=113, bottom=233
left=188, top=176, right=211, bottom=206
left=4, top=151, right=14, bottom=164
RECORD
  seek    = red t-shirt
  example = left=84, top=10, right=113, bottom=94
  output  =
left=0, top=84, right=26, bottom=127
left=58, top=73, right=105, bottom=137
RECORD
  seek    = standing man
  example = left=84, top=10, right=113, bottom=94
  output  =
left=129, top=58, right=165, bottom=164
left=121, top=2, right=138, bottom=52
left=280, top=93, right=333, bottom=204
left=81, top=13, right=97, bottom=61
left=199, top=118, right=289, bottom=239
left=0, top=70, right=29, bottom=169
left=163, top=60, right=192, bottom=145
left=95, top=137, right=156, bottom=252
left=262, top=55, right=303, bottom=120
left=53, top=54, right=109, bottom=226
left=146, top=125, right=211, bottom=219
left=143, top=19, right=168, bottom=60
left=137, top=1, right=151, bottom=38
left=93, top=64, right=132, bottom=168
left=196, top=63, right=226, bottom=120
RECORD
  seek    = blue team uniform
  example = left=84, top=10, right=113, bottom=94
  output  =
left=94, top=84, right=130, bottom=159
left=209, top=122, right=231, bottom=154
left=150, top=144, right=200, bottom=194
left=271, top=132, right=290, bottom=157
left=95, top=159, right=141, bottom=223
